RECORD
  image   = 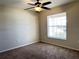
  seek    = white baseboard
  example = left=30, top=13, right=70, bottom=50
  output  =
left=0, top=41, right=38, bottom=53
left=41, top=40, right=79, bottom=51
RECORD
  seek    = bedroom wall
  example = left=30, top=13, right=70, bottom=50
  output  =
left=39, top=1, right=79, bottom=50
left=0, top=6, right=39, bottom=52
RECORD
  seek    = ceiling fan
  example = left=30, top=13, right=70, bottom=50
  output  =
left=24, top=0, right=52, bottom=12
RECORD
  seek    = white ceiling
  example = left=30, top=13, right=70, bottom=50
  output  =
left=0, top=0, right=75, bottom=9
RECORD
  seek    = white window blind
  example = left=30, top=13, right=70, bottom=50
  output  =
left=47, top=12, right=67, bottom=40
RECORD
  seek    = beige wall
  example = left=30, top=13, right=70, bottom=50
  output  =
left=0, top=6, right=39, bottom=52
left=40, top=2, right=79, bottom=50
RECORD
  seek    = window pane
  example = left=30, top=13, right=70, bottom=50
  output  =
left=47, top=13, right=67, bottom=26
left=48, top=27, right=66, bottom=39
left=47, top=12, right=67, bottom=40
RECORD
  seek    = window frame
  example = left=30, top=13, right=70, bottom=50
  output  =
left=47, top=12, right=67, bottom=40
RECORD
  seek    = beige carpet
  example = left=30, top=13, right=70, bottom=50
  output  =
left=0, top=43, right=79, bottom=59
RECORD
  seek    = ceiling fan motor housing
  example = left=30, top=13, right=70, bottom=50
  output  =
left=35, top=1, right=41, bottom=7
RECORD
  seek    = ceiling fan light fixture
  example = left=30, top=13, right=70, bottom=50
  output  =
left=26, top=0, right=52, bottom=12
left=34, top=7, right=43, bottom=12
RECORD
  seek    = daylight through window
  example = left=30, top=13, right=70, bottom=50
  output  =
left=47, top=12, right=67, bottom=40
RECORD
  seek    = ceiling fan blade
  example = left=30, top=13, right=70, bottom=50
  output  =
left=42, top=1, right=51, bottom=6
left=42, top=7, right=51, bottom=10
left=27, top=3, right=35, bottom=6
left=24, top=7, right=35, bottom=10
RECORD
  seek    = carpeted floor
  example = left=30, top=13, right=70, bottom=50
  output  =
left=0, top=43, right=79, bottom=59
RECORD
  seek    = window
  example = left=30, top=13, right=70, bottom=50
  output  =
left=47, top=12, right=67, bottom=40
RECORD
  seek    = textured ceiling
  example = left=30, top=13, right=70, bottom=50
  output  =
left=0, top=0, right=75, bottom=9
